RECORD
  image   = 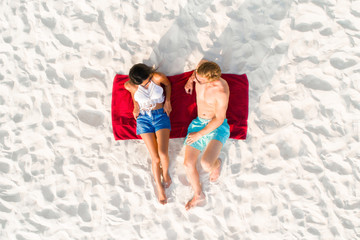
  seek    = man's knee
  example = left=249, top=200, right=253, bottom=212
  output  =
left=184, top=158, right=196, bottom=171
left=200, top=156, right=213, bottom=172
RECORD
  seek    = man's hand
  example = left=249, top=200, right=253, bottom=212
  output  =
left=184, top=76, right=194, bottom=95
left=186, top=132, right=202, bottom=144
left=133, top=105, right=140, bottom=119
left=164, top=101, right=172, bottom=116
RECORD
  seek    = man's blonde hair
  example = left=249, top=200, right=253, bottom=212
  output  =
left=197, top=61, right=221, bottom=82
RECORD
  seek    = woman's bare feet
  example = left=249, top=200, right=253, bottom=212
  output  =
left=185, top=192, right=205, bottom=210
left=163, top=178, right=172, bottom=188
left=209, top=158, right=221, bottom=182
left=158, top=187, right=167, bottom=205
left=161, top=169, right=172, bottom=188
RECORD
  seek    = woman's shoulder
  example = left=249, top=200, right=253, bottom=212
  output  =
left=153, top=72, right=166, bottom=79
left=124, top=80, right=136, bottom=91
left=152, top=72, right=167, bottom=85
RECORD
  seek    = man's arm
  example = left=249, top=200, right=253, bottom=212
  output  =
left=185, top=59, right=209, bottom=95
left=197, top=89, right=229, bottom=136
left=185, top=88, right=229, bottom=145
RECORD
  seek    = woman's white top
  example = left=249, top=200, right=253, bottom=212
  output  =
left=134, top=81, right=165, bottom=113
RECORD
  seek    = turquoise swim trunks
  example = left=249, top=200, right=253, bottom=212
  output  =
left=184, top=117, right=230, bottom=151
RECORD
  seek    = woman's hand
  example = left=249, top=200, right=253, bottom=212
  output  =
left=186, top=132, right=202, bottom=144
left=184, top=76, right=194, bottom=95
left=133, top=105, right=140, bottom=119
left=164, top=101, right=172, bottom=116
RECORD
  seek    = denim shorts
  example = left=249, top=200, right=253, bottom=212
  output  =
left=184, top=117, right=230, bottom=151
left=136, top=108, right=171, bottom=135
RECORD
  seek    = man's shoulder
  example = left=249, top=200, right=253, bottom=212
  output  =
left=212, top=78, right=229, bottom=93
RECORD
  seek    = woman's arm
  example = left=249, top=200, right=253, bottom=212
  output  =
left=153, top=73, right=172, bottom=116
left=124, top=81, right=140, bottom=119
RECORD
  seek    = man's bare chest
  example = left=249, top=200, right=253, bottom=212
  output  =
left=196, top=86, right=216, bottom=105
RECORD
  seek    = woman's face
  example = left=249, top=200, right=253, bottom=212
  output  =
left=140, top=74, right=153, bottom=86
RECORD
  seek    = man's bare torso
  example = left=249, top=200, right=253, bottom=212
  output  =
left=196, top=77, right=229, bottom=120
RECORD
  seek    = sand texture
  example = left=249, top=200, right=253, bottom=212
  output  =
left=0, top=0, right=359, bottom=239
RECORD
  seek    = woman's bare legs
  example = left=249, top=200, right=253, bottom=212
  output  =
left=155, top=129, right=172, bottom=188
left=141, top=132, right=167, bottom=204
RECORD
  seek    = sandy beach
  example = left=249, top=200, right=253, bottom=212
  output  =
left=1, top=0, right=359, bottom=239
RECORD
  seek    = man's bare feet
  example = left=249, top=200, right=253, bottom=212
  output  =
left=185, top=192, right=205, bottom=210
left=209, top=158, right=221, bottom=182
left=158, top=187, right=167, bottom=205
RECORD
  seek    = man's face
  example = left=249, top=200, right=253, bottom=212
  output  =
left=194, top=71, right=209, bottom=85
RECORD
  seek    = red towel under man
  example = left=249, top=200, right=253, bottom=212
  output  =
left=111, top=71, right=248, bottom=140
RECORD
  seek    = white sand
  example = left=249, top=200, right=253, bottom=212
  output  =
left=1, top=0, right=359, bottom=239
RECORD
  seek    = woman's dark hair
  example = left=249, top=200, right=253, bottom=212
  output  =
left=129, top=63, right=155, bottom=85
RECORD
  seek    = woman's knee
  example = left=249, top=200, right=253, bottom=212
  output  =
left=151, top=156, right=161, bottom=164
left=158, top=149, right=169, bottom=162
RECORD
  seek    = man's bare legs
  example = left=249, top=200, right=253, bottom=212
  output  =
left=201, top=140, right=223, bottom=182
left=155, top=129, right=172, bottom=188
left=184, top=145, right=205, bottom=210
left=141, top=133, right=167, bottom=204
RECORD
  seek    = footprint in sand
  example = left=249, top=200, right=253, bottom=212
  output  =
left=0, top=159, right=10, bottom=173
left=41, top=186, right=55, bottom=202
left=54, top=33, right=73, bottom=47
left=40, top=16, right=56, bottom=29
left=296, top=75, right=332, bottom=91
left=36, top=209, right=60, bottom=219
left=80, top=67, right=105, bottom=80
left=77, top=109, right=104, bottom=127
left=330, top=57, right=357, bottom=70
left=78, top=202, right=91, bottom=222
left=57, top=204, right=77, bottom=216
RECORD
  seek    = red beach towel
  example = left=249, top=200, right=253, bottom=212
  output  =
left=111, top=71, right=248, bottom=140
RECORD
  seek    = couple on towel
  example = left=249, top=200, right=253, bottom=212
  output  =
left=124, top=59, right=230, bottom=210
